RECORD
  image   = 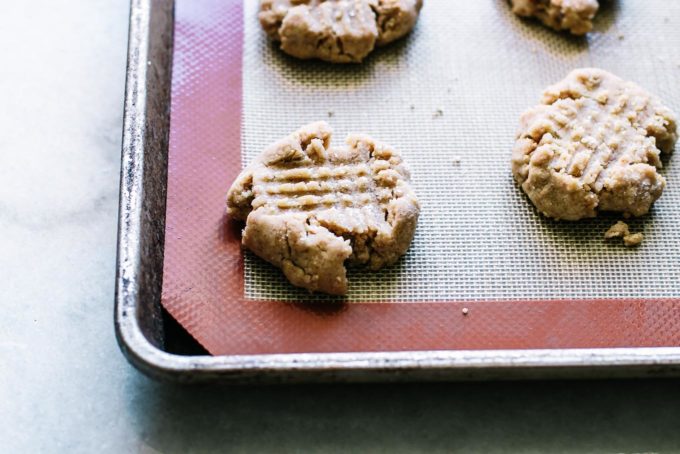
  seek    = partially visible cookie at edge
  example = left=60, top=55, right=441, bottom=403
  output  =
left=509, top=0, right=599, bottom=35
left=259, top=0, right=423, bottom=63
left=227, top=122, right=420, bottom=295
left=512, top=68, right=678, bottom=221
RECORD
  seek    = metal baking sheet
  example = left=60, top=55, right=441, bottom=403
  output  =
left=115, top=0, right=680, bottom=383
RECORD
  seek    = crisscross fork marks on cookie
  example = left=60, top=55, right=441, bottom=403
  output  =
left=253, top=159, right=401, bottom=217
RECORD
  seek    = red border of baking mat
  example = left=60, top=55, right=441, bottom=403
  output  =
left=161, top=0, right=680, bottom=356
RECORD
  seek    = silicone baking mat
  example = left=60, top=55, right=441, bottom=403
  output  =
left=162, top=0, right=680, bottom=355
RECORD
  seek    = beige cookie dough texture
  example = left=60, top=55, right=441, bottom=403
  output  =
left=509, top=0, right=599, bottom=35
left=259, top=0, right=423, bottom=63
left=604, top=221, right=644, bottom=247
left=227, top=122, right=420, bottom=295
left=512, top=68, right=677, bottom=221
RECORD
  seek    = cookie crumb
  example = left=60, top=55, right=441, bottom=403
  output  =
left=327, top=111, right=334, bottom=118
left=623, top=233, right=644, bottom=247
left=604, top=221, right=629, bottom=239
left=605, top=221, right=644, bottom=247
left=617, top=33, right=625, bottom=40
left=462, top=307, right=469, bottom=316
left=452, top=156, right=462, bottom=165
left=433, top=109, right=443, bottom=118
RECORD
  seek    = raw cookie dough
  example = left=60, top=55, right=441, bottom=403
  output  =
left=509, top=0, right=599, bottom=35
left=259, top=0, right=423, bottom=63
left=604, top=221, right=644, bottom=247
left=512, top=68, right=677, bottom=221
left=623, top=232, right=644, bottom=247
left=227, top=122, right=420, bottom=295
left=604, top=220, right=629, bottom=239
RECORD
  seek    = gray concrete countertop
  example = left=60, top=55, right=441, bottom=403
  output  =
left=1, top=1, right=679, bottom=452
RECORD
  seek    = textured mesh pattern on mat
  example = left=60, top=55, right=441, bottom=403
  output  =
left=242, top=1, right=680, bottom=302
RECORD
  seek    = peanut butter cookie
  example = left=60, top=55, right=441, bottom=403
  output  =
left=509, top=0, right=599, bottom=35
left=227, top=122, right=420, bottom=295
left=259, top=0, right=423, bottom=63
left=512, top=68, right=677, bottom=221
